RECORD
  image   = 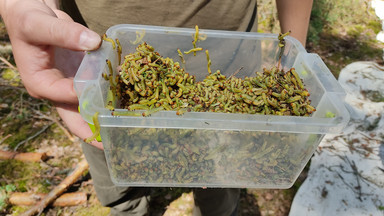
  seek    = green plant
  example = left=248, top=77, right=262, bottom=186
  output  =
left=0, top=184, right=16, bottom=211
left=308, top=0, right=332, bottom=44
left=1, top=68, right=20, bottom=87
left=307, top=0, right=380, bottom=45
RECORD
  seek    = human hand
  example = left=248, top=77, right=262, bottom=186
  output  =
left=0, top=0, right=103, bottom=149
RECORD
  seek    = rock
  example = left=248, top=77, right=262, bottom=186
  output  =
left=289, top=62, right=384, bottom=216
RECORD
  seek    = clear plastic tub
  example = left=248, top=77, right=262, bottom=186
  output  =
left=74, top=24, right=350, bottom=188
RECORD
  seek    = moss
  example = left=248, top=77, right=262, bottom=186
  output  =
left=0, top=88, right=53, bottom=151
left=0, top=160, right=50, bottom=193
left=308, top=0, right=381, bottom=46
left=74, top=205, right=111, bottom=216
left=2, top=122, right=34, bottom=149
left=46, top=124, right=73, bottom=148
left=368, top=20, right=383, bottom=34
left=10, top=206, right=29, bottom=216
left=0, top=117, right=55, bottom=152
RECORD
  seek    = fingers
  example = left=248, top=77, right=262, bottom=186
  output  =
left=21, top=10, right=101, bottom=51
left=55, top=104, right=104, bottom=150
left=2, top=1, right=99, bottom=105
left=4, top=1, right=98, bottom=103
left=3, top=0, right=101, bottom=51
left=9, top=37, right=79, bottom=104
left=17, top=63, right=78, bottom=104
left=1, top=0, right=103, bottom=139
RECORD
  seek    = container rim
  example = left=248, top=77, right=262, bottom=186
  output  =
left=106, top=24, right=307, bottom=53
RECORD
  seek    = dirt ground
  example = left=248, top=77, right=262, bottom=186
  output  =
left=1, top=0, right=383, bottom=215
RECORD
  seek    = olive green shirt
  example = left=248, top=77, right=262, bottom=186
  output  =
left=61, top=0, right=258, bottom=35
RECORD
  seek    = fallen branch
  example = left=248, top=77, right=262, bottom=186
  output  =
left=0, top=150, right=48, bottom=162
left=14, top=122, right=53, bottom=151
left=9, top=192, right=87, bottom=207
left=19, top=158, right=89, bottom=216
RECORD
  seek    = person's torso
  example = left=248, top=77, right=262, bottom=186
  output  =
left=61, top=0, right=258, bottom=35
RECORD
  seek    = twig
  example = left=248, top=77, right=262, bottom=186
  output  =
left=9, top=192, right=87, bottom=207
left=277, top=31, right=291, bottom=70
left=228, top=66, right=244, bottom=79
left=329, top=155, right=377, bottom=200
left=19, top=158, right=89, bottom=216
left=0, top=134, right=12, bottom=145
left=0, top=150, right=48, bottom=162
left=357, top=131, right=382, bottom=143
left=14, top=122, right=54, bottom=151
left=33, top=111, right=75, bottom=142
left=346, top=158, right=363, bottom=201
left=50, top=119, right=75, bottom=142
left=0, top=56, right=17, bottom=70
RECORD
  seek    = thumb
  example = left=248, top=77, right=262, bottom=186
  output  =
left=22, top=9, right=101, bottom=51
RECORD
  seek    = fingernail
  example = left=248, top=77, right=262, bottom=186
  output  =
left=79, top=30, right=101, bottom=50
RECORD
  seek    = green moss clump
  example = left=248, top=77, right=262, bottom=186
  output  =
left=0, top=160, right=49, bottom=193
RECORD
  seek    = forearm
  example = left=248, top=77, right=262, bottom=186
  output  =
left=276, top=0, right=313, bottom=46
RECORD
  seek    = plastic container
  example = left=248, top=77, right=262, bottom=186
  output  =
left=74, top=24, right=350, bottom=188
